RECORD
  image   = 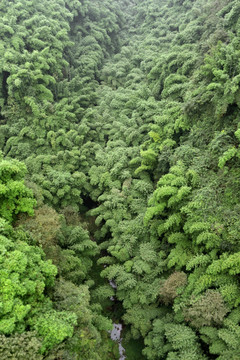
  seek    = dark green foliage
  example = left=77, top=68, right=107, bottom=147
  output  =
left=160, top=272, right=187, bottom=305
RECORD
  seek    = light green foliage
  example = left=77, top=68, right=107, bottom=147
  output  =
left=33, top=310, right=77, bottom=353
left=0, top=220, right=56, bottom=334
left=0, top=155, right=36, bottom=221
left=144, top=162, right=196, bottom=272
left=0, top=218, right=76, bottom=353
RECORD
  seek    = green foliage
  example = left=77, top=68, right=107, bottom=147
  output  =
left=164, top=323, right=206, bottom=360
left=0, top=218, right=76, bottom=354
left=17, top=205, right=61, bottom=249
left=184, top=290, right=229, bottom=328
left=51, top=278, right=116, bottom=360
left=160, top=272, right=187, bottom=305
left=0, top=155, right=36, bottom=221
left=0, top=332, right=43, bottom=360
left=2, top=0, right=240, bottom=358
left=143, top=316, right=206, bottom=360
left=33, top=310, right=77, bottom=353
left=200, top=309, right=240, bottom=359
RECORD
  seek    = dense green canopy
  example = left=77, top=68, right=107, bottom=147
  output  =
left=1, top=0, right=240, bottom=358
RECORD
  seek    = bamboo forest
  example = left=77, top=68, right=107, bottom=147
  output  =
left=1, top=0, right=240, bottom=358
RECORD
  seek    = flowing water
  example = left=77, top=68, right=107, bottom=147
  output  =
left=109, top=280, right=126, bottom=360
left=110, top=323, right=126, bottom=360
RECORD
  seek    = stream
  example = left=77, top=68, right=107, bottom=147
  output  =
left=109, top=280, right=126, bottom=360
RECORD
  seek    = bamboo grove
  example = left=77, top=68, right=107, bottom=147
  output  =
left=1, top=0, right=240, bottom=359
